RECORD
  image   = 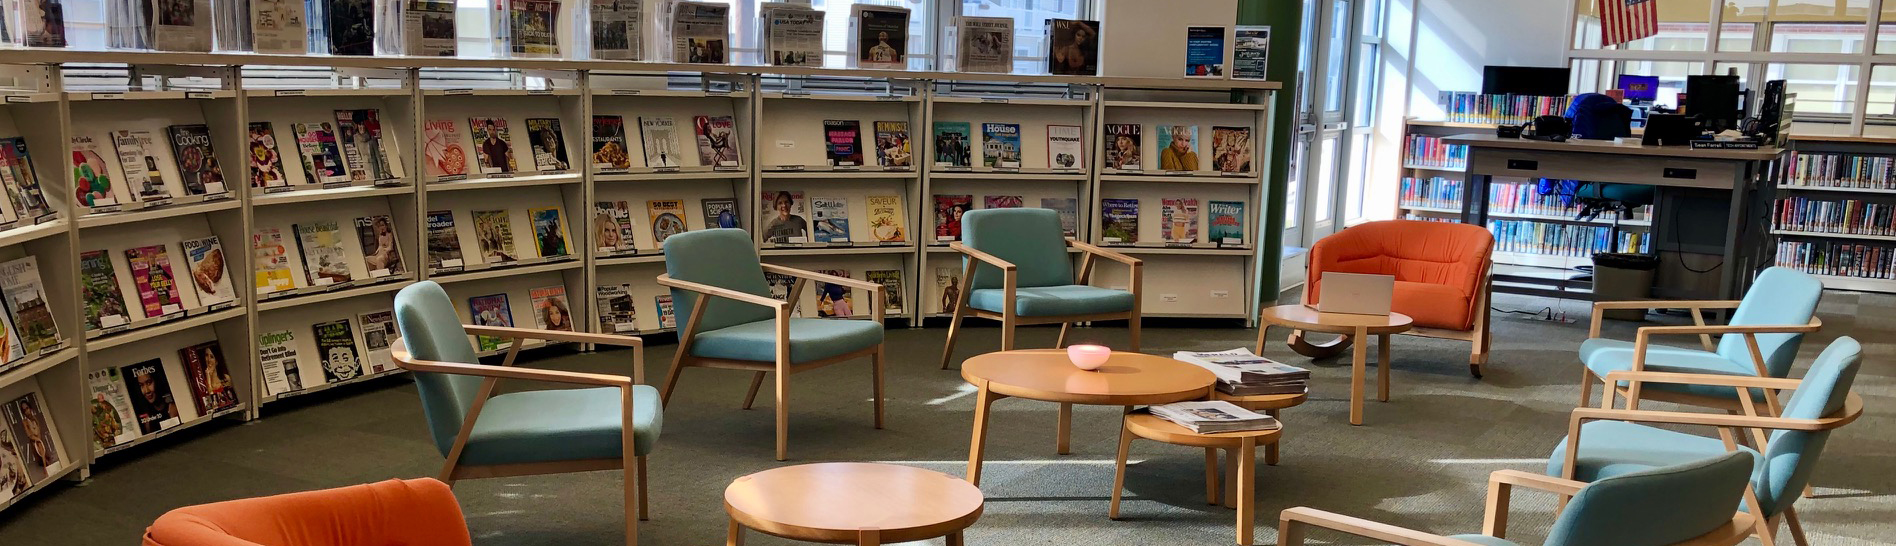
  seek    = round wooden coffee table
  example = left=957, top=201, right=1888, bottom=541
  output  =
left=724, top=462, right=985, bottom=545
left=1212, top=390, right=1306, bottom=465
left=1110, top=413, right=1283, bottom=546
left=960, top=349, right=1217, bottom=486
left=1256, top=305, right=1412, bottom=425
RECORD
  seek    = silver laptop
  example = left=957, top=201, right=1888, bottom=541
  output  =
left=1314, top=272, right=1395, bottom=316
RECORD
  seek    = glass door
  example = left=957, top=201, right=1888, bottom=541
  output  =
left=1285, top=0, right=1373, bottom=249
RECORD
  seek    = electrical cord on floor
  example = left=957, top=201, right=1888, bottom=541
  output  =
left=1493, top=306, right=1556, bottom=320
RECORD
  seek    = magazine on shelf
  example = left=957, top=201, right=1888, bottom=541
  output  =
left=508, top=0, right=562, bottom=57
left=815, top=269, right=853, bottom=318
left=70, top=136, right=118, bottom=209
left=0, top=138, right=51, bottom=220
left=702, top=198, right=741, bottom=230
left=693, top=115, right=741, bottom=167
left=824, top=120, right=863, bottom=167
left=109, top=131, right=161, bottom=202
left=654, top=294, right=676, bottom=329
left=591, top=0, right=642, bottom=60
left=639, top=117, right=681, bottom=168
left=865, top=195, right=906, bottom=243
left=1157, top=125, right=1200, bottom=171
left=530, top=207, right=571, bottom=258
left=596, top=283, right=638, bottom=333
left=956, top=16, right=1013, bottom=73
left=404, top=0, right=455, bottom=56
left=760, top=190, right=809, bottom=243
left=1100, top=198, right=1139, bottom=244
left=530, top=285, right=574, bottom=332
left=1210, top=126, right=1254, bottom=174
left=591, top=116, right=632, bottom=171
left=1183, top=26, right=1227, bottom=78
left=24, top=0, right=68, bottom=47
left=0, top=308, right=20, bottom=366
left=0, top=387, right=68, bottom=485
left=357, top=310, right=399, bottom=375
left=149, top=0, right=211, bottom=52
left=120, top=358, right=182, bottom=434
left=468, top=117, right=518, bottom=175
left=1045, top=19, right=1099, bottom=76
left=252, top=228, right=297, bottom=295
left=933, top=195, right=971, bottom=241
left=762, top=3, right=822, bottom=67
left=525, top=118, right=571, bottom=172
left=246, top=123, right=290, bottom=190
left=934, top=267, right=960, bottom=313
left=1232, top=26, right=1271, bottom=81
left=177, top=341, right=239, bottom=415
left=1047, top=125, right=1083, bottom=170
left=312, top=318, right=363, bottom=382
left=865, top=269, right=903, bottom=314
left=1042, top=197, right=1078, bottom=237
left=124, top=245, right=183, bottom=319
left=324, top=0, right=376, bottom=55
left=179, top=236, right=236, bottom=308
left=87, top=368, right=140, bottom=451
left=472, top=209, right=518, bottom=263
left=1208, top=201, right=1245, bottom=246
left=764, top=272, right=795, bottom=305
left=593, top=201, right=634, bottom=253
left=423, top=119, right=469, bottom=180
left=166, top=124, right=227, bottom=195
left=293, top=123, right=350, bottom=186
left=425, top=210, right=465, bottom=269
left=670, top=1, right=729, bottom=63
left=646, top=200, right=687, bottom=247
left=1162, top=198, right=1200, bottom=245
left=873, top=121, right=911, bottom=168
left=354, top=215, right=405, bottom=277
left=851, top=5, right=908, bottom=69
left=79, top=250, right=130, bottom=332
left=932, top=122, right=973, bottom=168
left=0, top=158, right=18, bottom=225
left=334, top=109, right=401, bottom=182
left=1149, top=401, right=1280, bottom=433
left=811, top=197, right=850, bottom=244
left=0, top=257, right=58, bottom=354
left=980, top=123, right=1021, bottom=169
left=257, top=329, right=306, bottom=397
left=294, top=220, right=355, bottom=286
left=1104, top=124, right=1143, bottom=171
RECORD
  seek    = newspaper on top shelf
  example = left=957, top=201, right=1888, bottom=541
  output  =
left=1174, top=348, right=1310, bottom=395
left=1149, top=401, right=1282, bottom=434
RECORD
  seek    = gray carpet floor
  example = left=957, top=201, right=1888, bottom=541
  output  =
left=0, top=291, right=1890, bottom=545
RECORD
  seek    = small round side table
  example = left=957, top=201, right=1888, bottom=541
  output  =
left=1257, top=305, right=1412, bottom=425
left=1109, top=413, right=1284, bottom=546
left=724, top=462, right=985, bottom=545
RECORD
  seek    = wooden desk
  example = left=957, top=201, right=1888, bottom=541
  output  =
left=1443, top=134, right=1781, bottom=301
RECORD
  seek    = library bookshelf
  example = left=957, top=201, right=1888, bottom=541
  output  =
left=1775, top=135, right=1896, bottom=294
left=0, top=51, right=1278, bottom=512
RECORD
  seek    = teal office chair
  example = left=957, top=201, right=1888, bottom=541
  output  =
left=1550, top=336, right=1864, bottom=546
left=1279, top=450, right=1758, bottom=546
left=938, top=207, right=1141, bottom=369
left=1580, top=266, right=1823, bottom=412
left=391, top=281, right=660, bottom=546
left=655, top=228, right=886, bottom=461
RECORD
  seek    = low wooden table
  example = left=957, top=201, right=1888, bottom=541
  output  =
left=724, top=462, right=985, bottom=545
left=1110, top=412, right=1283, bottom=545
left=961, top=349, right=1217, bottom=486
left=1256, top=305, right=1412, bottom=425
left=1212, top=390, right=1306, bottom=465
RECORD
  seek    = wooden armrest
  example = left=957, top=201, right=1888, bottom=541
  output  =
left=948, top=242, right=1017, bottom=271
left=1279, top=507, right=1485, bottom=546
left=391, top=347, right=633, bottom=388
left=1634, top=318, right=1822, bottom=338
left=463, top=325, right=644, bottom=348
left=1593, top=299, right=1742, bottom=311
left=1572, top=402, right=1861, bottom=432
left=1602, top=370, right=1804, bottom=390
left=759, top=263, right=883, bottom=292
left=1488, top=470, right=1585, bottom=496
left=657, top=274, right=790, bottom=310
left=1068, top=239, right=1142, bottom=266
left=1481, top=470, right=1586, bottom=538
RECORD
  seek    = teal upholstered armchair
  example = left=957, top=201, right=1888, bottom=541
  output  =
left=655, top=228, right=886, bottom=461
left=1580, top=266, right=1823, bottom=412
left=1279, top=451, right=1758, bottom=546
left=391, top=281, right=660, bottom=546
left=1550, top=336, right=1864, bottom=546
left=938, top=208, right=1141, bottom=369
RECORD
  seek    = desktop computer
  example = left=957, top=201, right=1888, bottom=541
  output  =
left=1685, top=75, right=1743, bottom=132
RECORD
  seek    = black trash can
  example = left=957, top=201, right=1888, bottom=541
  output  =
left=1592, top=252, right=1658, bottom=321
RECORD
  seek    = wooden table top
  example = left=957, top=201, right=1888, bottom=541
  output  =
left=724, top=462, right=984, bottom=542
left=1215, top=390, right=1309, bottom=411
left=1259, top=305, right=1414, bottom=335
left=961, top=349, right=1218, bottom=406
left=1123, top=413, right=1283, bottom=447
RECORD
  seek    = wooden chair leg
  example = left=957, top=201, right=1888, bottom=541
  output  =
left=438, top=458, right=459, bottom=485
left=636, top=456, right=650, bottom=521
left=741, top=371, right=765, bottom=409
left=1001, top=318, right=1017, bottom=351
left=1055, top=321, right=1073, bottom=348
left=939, top=305, right=967, bottom=370
left=871, top=347, right=885, bottom=429
left=1577, top=370, right=1595, bottom=409
left=774, top=366, right=790, bottom=461
left=624, top=458, right=638, bottom=546
left=1784, top=506, right=1810, bottom=546
left=1377, top=334, right=1391, bottom=403
left=1204, top=448, right=1221, bottom=505
left=1110, top=420, right=1133, bottom=520
left=659, top=356, right=688, bottom=406
left=1127, top=314, right=1141, bottom=352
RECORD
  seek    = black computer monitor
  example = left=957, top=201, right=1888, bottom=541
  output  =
left=1686, top=75, right=1743, bottom=131
left=1616, top=74, right=1660, bottom=102
left=1482, top=66, right=1572, bottom=97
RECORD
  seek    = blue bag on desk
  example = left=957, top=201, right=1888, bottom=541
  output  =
left=1564, top=93, right=1633, bottom=140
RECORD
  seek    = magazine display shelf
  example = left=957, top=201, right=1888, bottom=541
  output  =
left=0, top=51, right=1278, bottom=514
left=1771, top=135, right=1896, bottom=294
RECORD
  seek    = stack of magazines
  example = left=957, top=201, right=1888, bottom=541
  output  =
left=1174, top=348, right=1310, bottom=396
left=1149, top=401, right=1281, bottom=434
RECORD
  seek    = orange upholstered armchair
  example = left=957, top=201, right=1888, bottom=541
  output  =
left=1297, top=220, right=1495, bottom=376
left=142, top=478, right=470, bottom=546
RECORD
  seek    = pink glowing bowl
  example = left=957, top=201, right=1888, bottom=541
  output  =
left=1067, top=344, right=1112, bottom=371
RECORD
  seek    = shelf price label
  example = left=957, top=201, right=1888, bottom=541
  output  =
left=980, top=97, right=1009, bottom=104
left=875, top=95, right=904, bottom=102
left=274, top=89, right=306, bottom=97
left=90, top=92, right=125, bottom=100
left=185, top=91, right=214, bottom=99
left=444, top=89, right=474, bottom=96
left=611, top=89, right=641, bottom=96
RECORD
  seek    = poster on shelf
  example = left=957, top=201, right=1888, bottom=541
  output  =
left=166, top=124, right=228, bottom=195
left=811, top=197, right=850, bottom=243
left=595, top=284, right=637, bottom=333
left=0, top=257, right=58, bottom=354
left=473, top=209, right=518, bottom=263
left=530, top=286, right=573, bottom=332
left=1047, top=125, right=1083, bottom=170
left=646, top=200, right=687, bottom=247
left=1183, top=26, right=1228, bottom=78
left=1232, top=26, right=1271, bottom=81
left=760, top=190, right=808, bottom=243
left=526, top=118, right=571, bottom=172
left=125, top=245, right=183, bottom=318
left=1211, top=126, right=1254, bottom=174
left=293, top=220, right=355, bottom=286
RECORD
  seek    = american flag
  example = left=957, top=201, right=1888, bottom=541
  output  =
left=1599, top=0, right=1660, bottom=46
